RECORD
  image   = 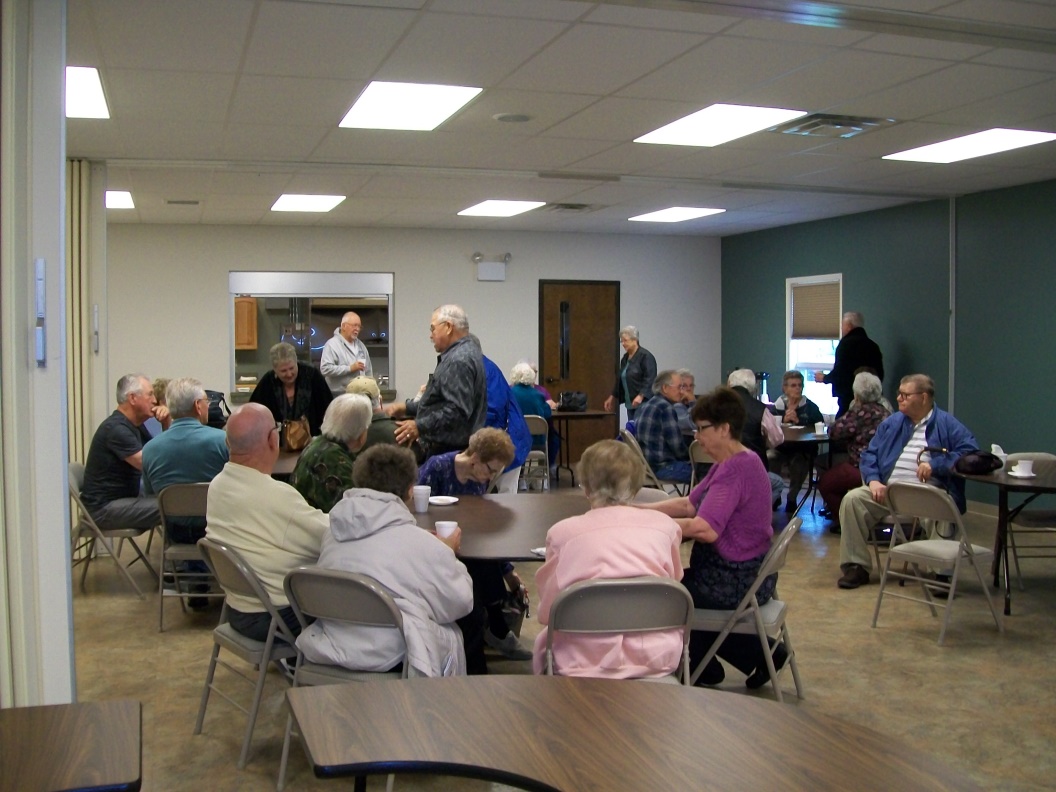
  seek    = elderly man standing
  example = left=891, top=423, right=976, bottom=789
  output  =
left=635, top=370, right=692, bottom=484
left=386, top=304, right=486, bottom=461
left=81, top=373, right=170, bottom=531
left=142, top=377, right=229, bottom=544
left=814, top=311, right=884, bottom=417
left=206, top=403, right=328, bottom=641
left=320, top=311, right=373, bottom=395
left=837, top=374, right=977, bottom=590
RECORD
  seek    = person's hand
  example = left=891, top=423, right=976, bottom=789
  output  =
left=603, top=395, right=615, bottom=412
left=631, top=395, right=644, bottom=407
left=868, top=480, right=887, bottom=504
left=783, top=406, right=797, bottom=424
left=436, top=525, right=461, bottom=554
left=384, top=402, right=404, bottom=418
left=917, top=461, right=932, bottom=482
left=395, top=419, right=419, bottom=445
left=813, top=370, right=826, bottom=383
left=153, top=404, right=171, bottom=427
left=350, top=360, right=366, bottom=373
left=546, top=399, right=559, bottom=410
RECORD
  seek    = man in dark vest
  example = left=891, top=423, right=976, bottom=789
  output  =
left=726, top=369, right=785, bottom=508
left=814, top=311, right=884, bottom=417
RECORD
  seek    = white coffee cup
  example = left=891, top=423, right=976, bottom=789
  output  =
left=435, top=521, right=458, bottom=539
left=815, top=421, right=826, bottom=434
left=1013, top=459, right=1034, bottom=476
left=412, top=485, right=431, bottom=513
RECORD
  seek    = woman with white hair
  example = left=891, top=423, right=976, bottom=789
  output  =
left=509, top=361, right=559, bottom=467
left=817, top=371, right=890, bottom=531
left=290, top=393, right=373, bottom=513
left=602, top=325, right=657, bottom=419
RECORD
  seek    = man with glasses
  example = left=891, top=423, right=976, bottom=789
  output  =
left=386, top=304, right=487, bottom=463
left=81, top=373, right=171, bottom=531
left=320, top=311, right=373, bottom=396
left=142, top=378, right=229, bottom=544
left=636, top=370, right=693, bottom=484
left=836, top=373, right=977, bottom=589
left=673, top=368, right=697, bottom=435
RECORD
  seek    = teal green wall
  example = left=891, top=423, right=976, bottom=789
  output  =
left=721, top=177, right=1056, bottom=505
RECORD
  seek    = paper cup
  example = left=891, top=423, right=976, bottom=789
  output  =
left=435, top=521, right=458, bottom=539
left=814, top=422, right=826, bottom=434
left=1014, top=460, right=1034, bottom=475
left=412, top=485, right=431, bottom=513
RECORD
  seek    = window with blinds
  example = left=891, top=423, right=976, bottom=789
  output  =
left=790, top=280, right=841, bottom=340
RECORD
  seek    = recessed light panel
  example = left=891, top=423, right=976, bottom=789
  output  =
left=629, top=207, right=726, bottom=223
left=458, top=200, right=545, bottom=218
left=271, top=194, right=345, bottom=213
left=66, top=66, right=110, bottom=119
left=883, top=128, right=1056, bottom=164
left=635, top=104, right=807, bottom=147
left=105, top=190, right=134, bottom=209
left=339, top=81, right=482, bottom=131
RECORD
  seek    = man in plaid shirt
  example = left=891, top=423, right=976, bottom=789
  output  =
left=634, top=370, right=692, bottom=483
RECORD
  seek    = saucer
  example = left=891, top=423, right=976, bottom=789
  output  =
left=1007, top=470, right=1036, bottom=479
left=429, top=495, right=458, bottom=505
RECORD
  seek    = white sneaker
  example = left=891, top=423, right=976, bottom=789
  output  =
left=484, top=629, right=533, bottom=660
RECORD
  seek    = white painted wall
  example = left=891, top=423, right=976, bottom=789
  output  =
left=105, top=225, right=721, bottom=409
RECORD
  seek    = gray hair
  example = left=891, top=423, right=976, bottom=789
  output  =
left=166, top=377, right=206, bottom=419
left=116, top=373, right=149, bottom=404
left=619, top=325, right=639, bottom=341
left=843, top=311, right=864, bottom=328
left=651, top=369, right=678, bottom=395
left=321, top=394, right=372, bottom=443
left=579, top=440, right=643, bottom=507
left=901, top=373, right=935, bottom=398
left=676, top=368, right=694, bottom=379
left=851, top=372, right=883, bottom=404
left=434, top=304, right=469, bottom=332
left=269, top=342, right=298, bottom=367
left=727, top=368, right=757, bottom=392
left=509, top=361, right=537, bottom=386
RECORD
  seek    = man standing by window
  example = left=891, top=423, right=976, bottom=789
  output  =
left=814, top=311, right=883, bottom=417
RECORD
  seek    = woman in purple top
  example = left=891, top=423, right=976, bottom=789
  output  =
left=639, top=387, right=781, bottom=689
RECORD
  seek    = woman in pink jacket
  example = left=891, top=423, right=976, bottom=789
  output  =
left=532, top=440, right=683, bottom=678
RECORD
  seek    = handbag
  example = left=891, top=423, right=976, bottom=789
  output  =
left=282, top=416, right=311, bottom=452
left=557, top=391, right=588, bottom=412
left=918, top=446, right=1003, bottom=475
left=204, top=389, right=230, bottom=429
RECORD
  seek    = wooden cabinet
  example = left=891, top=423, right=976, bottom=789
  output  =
left=234, top=296, right=258, bottom=350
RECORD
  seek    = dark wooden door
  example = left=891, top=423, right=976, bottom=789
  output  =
left=539, top=281, right=620, bottom=465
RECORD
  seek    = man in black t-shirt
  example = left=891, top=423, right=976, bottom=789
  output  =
left=81, top=374, right=170, bottom=530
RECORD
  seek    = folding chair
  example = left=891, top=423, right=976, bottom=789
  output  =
left=689, top=518, right=804, bottom=703
left=520, top=414, right=551, bottom=491
left=618, top=429, right=687, bottom=496
left=156, top=483, right=225, bottom=630
left=194, top=537, right=298, bottom=769
left=277, top=567, right=409, bottom=791
left=1005, top=452, right=1056, bottom=591
left=545, top=576, right=694, bottom=684
left=872, top=482, right=1003, bottom=646
left=68, top=461, right=158, bottom=599
left=688, top=439, right=715, bottom=489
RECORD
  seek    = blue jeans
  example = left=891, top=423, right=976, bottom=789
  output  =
left=654, top=461, right=693, bottom=483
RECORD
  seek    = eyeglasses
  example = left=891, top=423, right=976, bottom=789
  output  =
left=896, top=390, right=925, bottom=400
left=679, top=384, right=694, bottom=391
left=694, top=423, right=713, bottom=434
left=429, top=320, right=450, bottom=333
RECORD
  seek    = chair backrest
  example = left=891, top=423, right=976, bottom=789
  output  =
left=523, top=414, right=549, bottom=436
left=886, top=482, right=962, bottom=528
left=631, top=487, right=674, bottom=504
left=284, top=567, right=405, bottom=633
left=619, top=429, right=663, bottom=489
left=157, top=483, right=209, bottom=524
left=69, top=461, right=86, bottom=495
left=760, top=517, right=801, bottom=577
left=688, top=440, right=715, bottom=488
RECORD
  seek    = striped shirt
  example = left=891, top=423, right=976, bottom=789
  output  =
left=888, top=409, right=933, bottom=485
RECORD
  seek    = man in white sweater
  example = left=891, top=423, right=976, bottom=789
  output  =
left=206, top=402, right=328, bottom=641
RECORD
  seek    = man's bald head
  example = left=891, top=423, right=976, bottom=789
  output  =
left=226, top=403, right=276, bottom=457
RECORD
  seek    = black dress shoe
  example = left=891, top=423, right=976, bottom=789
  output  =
left=784, top=497, right=798, bottom=513
left=746, top=644, right=788, bottom=689
left=694, top=657, right=725, bottom=686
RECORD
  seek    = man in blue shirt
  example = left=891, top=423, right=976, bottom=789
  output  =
left=635, top=370, right=692, bottom=484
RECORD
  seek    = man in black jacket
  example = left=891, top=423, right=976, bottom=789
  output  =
left=815, top=311, right=884, bottom=416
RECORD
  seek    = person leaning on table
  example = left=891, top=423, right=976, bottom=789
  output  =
left=249, top=341, right=333, bottom=437
left=836, top=373, right=977, bottom=590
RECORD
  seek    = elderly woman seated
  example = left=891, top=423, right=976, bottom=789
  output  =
left=639, top=387, right=780, bottom=688
left=249, top=341, right=333, bottom=437
left=532, top=439, right=683, bottom=678
left=290, top=394, right=373, bottom=513
left=508, top=361, right=559, bottom=468
left=817, top=372, right=890, bottom=532
left=295, top=444, right=474, bottom=677
left=418, top=428, right=530, bottom=668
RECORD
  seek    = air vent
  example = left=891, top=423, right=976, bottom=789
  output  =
left=769, top=114, right=897, bottom=139
left=166, top=199, right=200, bottom=206
left=542, top=203, right=598, bottom=214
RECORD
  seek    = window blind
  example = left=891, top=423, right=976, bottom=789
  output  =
left=791, top=281, right=840, bottom=339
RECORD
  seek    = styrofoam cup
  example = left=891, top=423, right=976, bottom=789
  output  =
left=814, top=421, right=826, bottom=434
left=435, top=521, right=458, bottom=539
left=412, top=485, right=431, bottom=513
left=1013, top=459, right=1034, bottom=476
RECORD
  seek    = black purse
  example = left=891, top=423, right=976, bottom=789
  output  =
left=918, top=446, right=1002, bottom=475
left=557, top=391, right=588, bottom=412
left=204, top=389, right=231, bottom=429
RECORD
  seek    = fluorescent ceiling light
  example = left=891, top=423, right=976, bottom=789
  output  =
left=458, top=200, right=545, bottom=218
left=105, top=190, right=134, bottom=209
left=271, top=194, right=345, bottom=213
left=339, top=81, right=482, bottom=131
left=883, top=128, right=1056, bottom=163
left=65, top=66, right=110, bottom=118
left=629, top=207, right=726, bottom=223
left=635, top=103, right=807, bottom=147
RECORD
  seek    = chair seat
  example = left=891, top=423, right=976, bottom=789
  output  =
left=889, top=539, right=993, bottom=565
left=296, top=662, right=404, bottom=687
left=691, top=598, right=786, bottom=634
left=165, top=544, right=205, bottom=561
left=1010, top=510, right=1056, bottom=528
left=214, top=622, right=298, bottom=663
